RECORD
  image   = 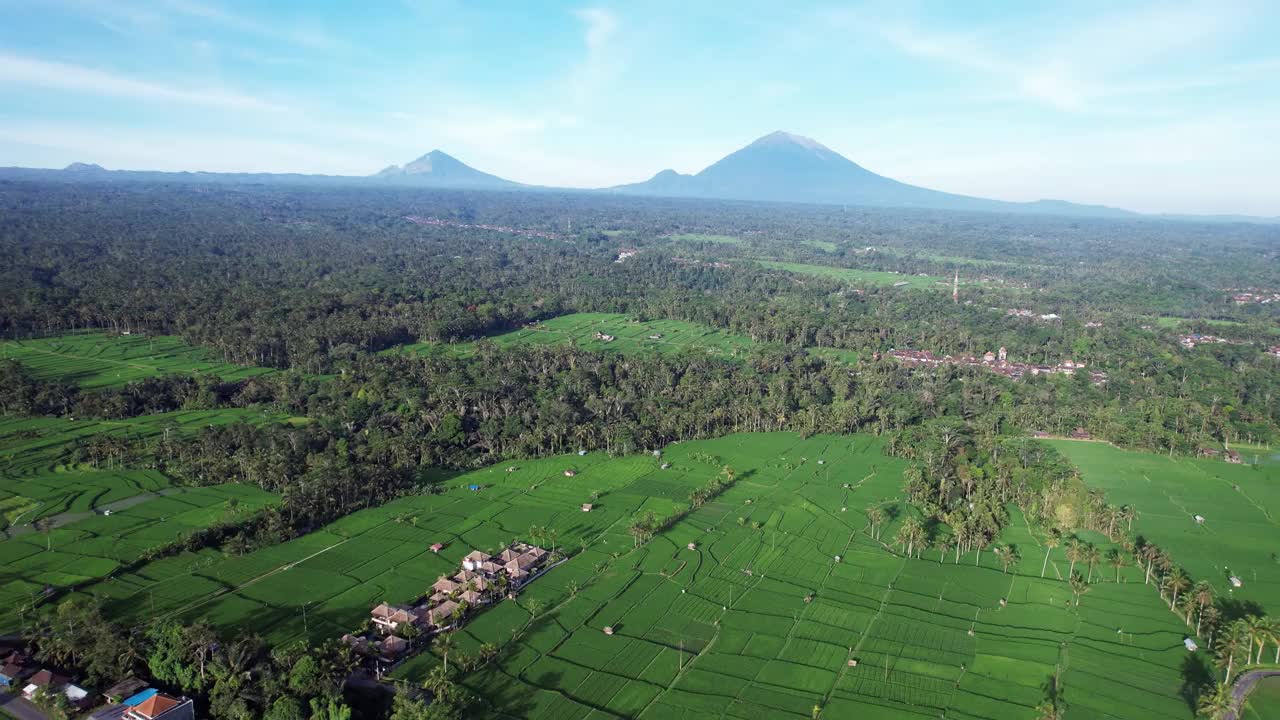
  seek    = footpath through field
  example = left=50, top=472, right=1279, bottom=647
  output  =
left=1227, top=670, right=1280, bottom=720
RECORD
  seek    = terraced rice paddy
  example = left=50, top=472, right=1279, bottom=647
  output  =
left=387, top=313, right=858, bottom=365
left=1049, top=440, right=1280, bottom=612
left=171, top=430, right=1189, bottom=720
left=751, top=261, right=944, bottom=290
left=0, top=410, right=287, bottom=631
left=0, top=332, right=276, bottom=389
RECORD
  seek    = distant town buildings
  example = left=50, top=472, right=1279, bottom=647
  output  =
left=1004, top=308, right=1062, bottom=322
left=614, top=249, right=638, bottom=263
left=1228, top=289, right=1280, bottom=305
left=889, top=346, right=1107, bottom=384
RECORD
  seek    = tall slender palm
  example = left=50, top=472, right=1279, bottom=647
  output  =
left=1163, top=569, right=1190, bottom=611
left=1191, top=582, right=1215, bottom=636
left=1068, top=572, right=1090, bottom=607
left=1084, top=544, right=1101, bottom=583
left=1065, top=538, right=1083, bottom=577
left=1245, top=615, right=1269, bottom=665
left=1216, top=620, right=1250, bottom=683
left=1106, top=548, right=1126, bottom=583
left=1041, top=529, right=1061, bottom=578
left=432, top=633, right=455, bottom=673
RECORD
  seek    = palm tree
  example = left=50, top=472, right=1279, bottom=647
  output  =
left=1163, top=569, right=1190, bottom=612
left=1068, top=572, right=1090, bottom=607
left=1192, top=582, right=1215, bottom=636
left=1196, top=681, right=1234, bottom=720
left=997, top=545, right=1021, bottom=574
left=432, top=633, right=455, bottom=673
left=865, top=505, right=885, bottom=541
left=1202, top=606, right=1222, bottom=649
left=1245, top=615, right=1269, bottom=665
left=1217, top=620, right=1250, bottom=683
left=1106, top=548, right=1126, bottom=583
left=1065, top=538, right=1083, bottom=577
left=896, top=516, right=924, bottom=558
left=1119, top=505, right=1136, bottom=533
left=936, top=538, right=952, bottom=565
left=1041, top=528, right=1061, bottom=578
left=1084, top=544, right=1101, bottom=583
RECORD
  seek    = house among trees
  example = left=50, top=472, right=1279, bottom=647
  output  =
left=0, top=650, right=32, bottom=688
left=1225, top=450, right=1242, bottom=464
left=122, top=692, right=195, bottom=720
left=1198, top=447, right=1222, bottom=458
left=1069, top=427, right=1092, bottom=440
left=370, top=603, right=426, bottom=635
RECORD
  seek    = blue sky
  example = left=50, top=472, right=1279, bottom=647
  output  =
left=1, top=0, right=1277, bottom=215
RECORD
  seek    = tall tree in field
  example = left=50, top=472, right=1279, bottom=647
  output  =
left=1106, top=548, right=1126, bottom=582
left=1163, top=569, right=1190, bottom=611
left=1041, top=528, right=1061, bottom=578
left=1216, top=620, right=1250, bottom=683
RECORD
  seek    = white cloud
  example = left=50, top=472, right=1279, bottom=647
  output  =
left=567, top=8, right=620, bottom=104
left=863, top=2, right=1260, bottom=112
left=0, top=52, right=282, bottom=110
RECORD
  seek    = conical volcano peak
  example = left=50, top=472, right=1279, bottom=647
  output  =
left=748, top=131, right=831, bottom=152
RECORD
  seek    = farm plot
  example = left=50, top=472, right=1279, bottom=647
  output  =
left=387, top=313, right=857, bottom=364
left=371, top=433, right=1198, bottom=720
left=1048, top=440, right=1280, bottom=612
left=0, top=409, right=289, bottom=632
left=0, top=332, right=276, bottom=389
left=750, top=261, right=944, bottom=290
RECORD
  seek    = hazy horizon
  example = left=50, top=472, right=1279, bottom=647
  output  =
left=1, top=1, right=1278, bottom=215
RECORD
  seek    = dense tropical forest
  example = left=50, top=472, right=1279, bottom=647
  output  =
left=0, top=179, right=1277, bottom=719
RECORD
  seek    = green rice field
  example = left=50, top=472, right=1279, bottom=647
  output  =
left=90, top=431, right=1188, bottom=719
left=373, top=433, right=1199, bottom=719
left=387, top=313, right=859, bottom=365
left=1241, top=677, right=1280, bottom=720
left=0, top=332, right=277, bottom=389
left=751, top=261, right=944, bottom=289
left=1048, top=441, right=1280, bottom=612
left=0, top=410, right=286, bottom=630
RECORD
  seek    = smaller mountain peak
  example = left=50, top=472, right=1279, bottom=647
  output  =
left=749, top=131, right=829, bottom=151
left=64, top=162, right=106, bottom=172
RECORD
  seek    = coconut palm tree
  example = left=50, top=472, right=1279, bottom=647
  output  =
left=1201, top=606, right=1222, bottom=649
left=1245, top=615, right=1270, bottom=665
left=432, top=633, right=455, bottom=673
left=1191, top=582, right=1215, bottom=629
left=1196, top=681, right=1234, bottom=720
left=1119, top=505, right=1136, bottom=532
left=1216, top=620, right=1250, bottom=683
left=896, top=516, right=924, bottom=558
left=865, top=505, right=885, bottom=540
left=936, top=538, right=952, bottom=565
left=1106, top=548, right=1126, bottom=583
left=1084, top=544, right=1101, bottom=583
left=1065, top=538, right=1083, bottom=577
left=1163, top=569, right=1191, bottom=612
left=1068, top=572, right=1090, bottom=607
left=1041, top=528, right=1061, bottom=578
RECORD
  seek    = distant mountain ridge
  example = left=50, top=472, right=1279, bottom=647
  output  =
left=1, top=132, right=1274, bottom=222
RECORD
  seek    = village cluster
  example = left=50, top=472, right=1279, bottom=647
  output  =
left=1003, top=308, right=1062, bottom=321
left=1229, top=289, right=1280, bottom=305
left=341, top=541, right=552, bottom=676
left=0, top=652, right=193, bottom=720
left=887, top=346, right=1108, bottom=384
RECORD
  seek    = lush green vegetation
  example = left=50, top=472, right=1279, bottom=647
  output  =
left=0, top=180, right=1276, bottom=719
left=0, top=333, right=276, bottom=389
left=1242, top=677, right=1280, bottom=720
left=670, top=233, right=742, bottom=244
left=387, top=312, right=858, bottom=364
left=1049, top=441, right=1280, bottom=612
left=751, top=260, right=944, bottom=289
